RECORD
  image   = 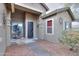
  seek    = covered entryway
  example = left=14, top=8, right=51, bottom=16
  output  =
left=9, top=5, right=40, bottom=44
left=5, top=3, right=42, bottom=44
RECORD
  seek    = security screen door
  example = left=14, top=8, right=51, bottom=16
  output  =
left=28, top=22, right=33, bottom=38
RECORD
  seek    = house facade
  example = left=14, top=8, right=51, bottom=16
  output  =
left=41, top=7, right=74, bottom=43
left=0, top=3, right=74, bottom=55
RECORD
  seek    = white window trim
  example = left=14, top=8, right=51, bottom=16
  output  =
left=46, top=18, right=54, bottom=35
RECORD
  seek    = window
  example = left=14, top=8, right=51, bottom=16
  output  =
left=47, top=20, right=52, bottom=33
left=64, top=22, right=71, bottom=30
left=46, top=18, right=54, bottom=34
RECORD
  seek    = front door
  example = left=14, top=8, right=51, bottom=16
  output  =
left=28, top=22, right=33, bottom=38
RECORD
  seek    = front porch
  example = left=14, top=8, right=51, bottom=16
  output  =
left=10, top=8, right=39, bottom=44
left=5, top=3, right=41, bottom=45
left=5, top=40, right=75, bottom=56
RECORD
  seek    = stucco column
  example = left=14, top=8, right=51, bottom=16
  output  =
left=25, top=13, right=28, bottom=39
left=6, top=11, right=11, bottom=46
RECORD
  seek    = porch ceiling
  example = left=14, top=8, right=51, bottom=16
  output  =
left=5, top=3, right=42, bottom=15
left=15, top=3, right=42, bottom=15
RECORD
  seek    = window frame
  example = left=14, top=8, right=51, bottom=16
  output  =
left=46, top=18, right=54, bottom=35
left=63, top=21, right=71, bottom=30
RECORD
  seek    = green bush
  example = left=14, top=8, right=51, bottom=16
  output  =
left=60, top=30, right=79, bottom=51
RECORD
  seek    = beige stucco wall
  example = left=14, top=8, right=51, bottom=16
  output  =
left=39, top=11, right=72, bottom=43
left=0, top=3, right=8, bottom=55
left=38, top=17, right=46, bottom=40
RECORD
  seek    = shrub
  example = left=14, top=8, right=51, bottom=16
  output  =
left=60, top=29, right=79, bottom=51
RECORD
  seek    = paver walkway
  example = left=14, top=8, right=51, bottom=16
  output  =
left=27, top=43, right=52, bottom=56
left=5, top=40, right=76, bottom=56
left=36, top=40, right=76, bottom=56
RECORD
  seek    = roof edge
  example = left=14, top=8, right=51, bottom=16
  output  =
left=41, top=7, right=75, bottom=20
left=40, top=3, right=49, bottom=11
